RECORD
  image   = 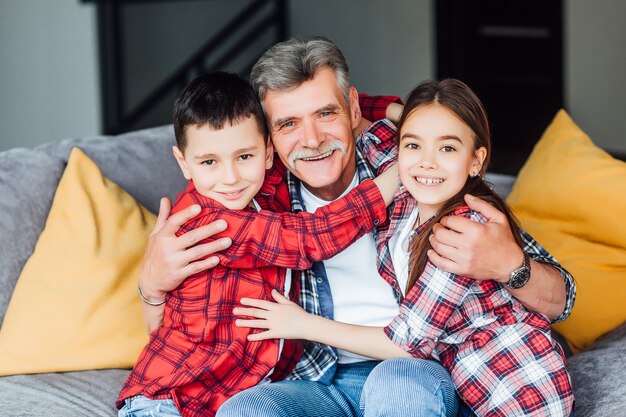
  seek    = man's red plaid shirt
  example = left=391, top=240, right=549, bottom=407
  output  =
left=117, top=162, right=387, bottom=417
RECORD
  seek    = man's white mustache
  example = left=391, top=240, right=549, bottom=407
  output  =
left=287, top=140, right=347, bottom=171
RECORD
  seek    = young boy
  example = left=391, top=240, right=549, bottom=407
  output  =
left=116, top=72, right=397, bottom=417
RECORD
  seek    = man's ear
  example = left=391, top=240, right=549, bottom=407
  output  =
left=349, top=86, right=362, bottom=130
left=172, top=146, right=192, bottom=180
left=265, top=139, right=274, bottom=170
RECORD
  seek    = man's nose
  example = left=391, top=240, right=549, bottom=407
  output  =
left=301, top=119, right=323, bottom=149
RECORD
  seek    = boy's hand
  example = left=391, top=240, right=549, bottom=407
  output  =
left=138, top=197, right=231, bottom=302
left=234, top=290, right=309, bottom=341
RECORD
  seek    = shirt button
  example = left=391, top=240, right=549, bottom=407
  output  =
left=316, top=277, right=323, bottom=284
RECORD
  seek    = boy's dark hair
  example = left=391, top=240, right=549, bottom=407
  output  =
left=173, top=71, right=269, bottom=151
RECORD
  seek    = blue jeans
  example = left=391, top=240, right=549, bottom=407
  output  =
left=118, top=395, right=181, bottom=417
left=217, top=358, right=458, bottom=417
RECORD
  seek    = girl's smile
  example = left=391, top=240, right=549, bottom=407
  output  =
left=398, top=103, right=486, bottom=220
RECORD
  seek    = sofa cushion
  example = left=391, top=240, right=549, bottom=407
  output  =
left=568, top=321, right=626, bottom=417
left=0, top=148, right=154, bottom=375
left=506, top=110, right=626, bottom=352
left=0, top=125, right=185, bottom=328
left=0, top=369, right=128, bottom=416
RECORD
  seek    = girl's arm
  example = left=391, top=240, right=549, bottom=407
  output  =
left=237, top=209, right=481, bottom=359
left=235, top=290, right=411, bottom=360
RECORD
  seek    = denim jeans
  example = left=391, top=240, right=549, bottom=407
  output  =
left=118, top=395, right=181, bottom=417
left=217, top=358, right=458, bottom=417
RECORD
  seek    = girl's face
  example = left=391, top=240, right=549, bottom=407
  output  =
left=398, top=104, right=486, bottom=220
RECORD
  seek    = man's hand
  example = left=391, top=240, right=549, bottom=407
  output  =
left=428, top=194, right=567, bottom=320
left=427, top=194, right=522, bottom=282
left=139, top=197, right=232, bottom=331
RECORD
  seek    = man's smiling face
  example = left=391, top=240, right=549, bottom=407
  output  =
left=262, top=67, right=360, bottom=201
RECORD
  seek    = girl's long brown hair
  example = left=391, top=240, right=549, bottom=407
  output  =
left=399, top=79, right=525, bottom=294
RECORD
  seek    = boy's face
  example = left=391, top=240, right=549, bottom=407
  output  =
left=173, top=116, right=273, bottom=210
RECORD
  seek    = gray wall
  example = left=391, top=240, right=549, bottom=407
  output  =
left=0, top=0, right=624, bottom=157
left=0, top=0, right=100, bottom=151
left=288, top=0, right=433, bottom=99
left=565, top=0, right=626, bottom=156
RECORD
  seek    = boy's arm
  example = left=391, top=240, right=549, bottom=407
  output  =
left=137, top=168, right=398, bottom=330
left=235, top=209, right=477, bottom=359
left=211, top=178, right=393, bottom=270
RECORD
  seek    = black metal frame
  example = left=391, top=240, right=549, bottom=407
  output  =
left=90, top=0, right=288, bottom=134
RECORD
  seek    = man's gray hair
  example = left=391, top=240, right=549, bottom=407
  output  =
left=250, top=36, right=351, bottom=103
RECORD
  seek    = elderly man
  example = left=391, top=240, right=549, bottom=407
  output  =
left=138, top=37, right=574, bottom=417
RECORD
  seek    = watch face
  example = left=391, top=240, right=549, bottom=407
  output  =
left=509, top=267, right=531, bottom=289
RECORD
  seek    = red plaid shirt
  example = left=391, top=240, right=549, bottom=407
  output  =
left=117, top=163, right=387, bottom=417
left=358, top=93, right=403, bottom=122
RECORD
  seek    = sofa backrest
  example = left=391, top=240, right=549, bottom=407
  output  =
left=0, top=125, right=186, bottom=326
left=0, top=125, right=517, bottom=328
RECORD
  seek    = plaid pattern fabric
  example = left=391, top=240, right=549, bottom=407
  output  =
left=358, top=93, right=403, bottom=122
left=382, top=205, right=574, bottom=416
left=117, top=166, right=387, bottom=417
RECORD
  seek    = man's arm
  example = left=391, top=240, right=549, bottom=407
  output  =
left=358, top=93, right=403, bottom=123
left=427, top=194, right=571, bottom=321
left=139, top=197, right=231, bottom=333
left=139, top=168, right=397, bottom=333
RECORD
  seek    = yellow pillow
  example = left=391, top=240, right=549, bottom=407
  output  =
left=0, top=147, right=154, bottom=375
left=507, top=110, right=626, bottom=353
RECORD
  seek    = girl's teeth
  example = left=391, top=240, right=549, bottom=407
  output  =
left=416, top=177, right=443, bottom=185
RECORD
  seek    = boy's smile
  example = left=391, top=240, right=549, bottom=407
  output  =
left=173, top=116, right=273, bottom=210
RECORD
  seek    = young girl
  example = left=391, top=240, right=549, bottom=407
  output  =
left=235, top=79, right=575, bottom=417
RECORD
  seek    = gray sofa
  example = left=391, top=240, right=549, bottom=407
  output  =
left=0, top=126, right=624, bottom=416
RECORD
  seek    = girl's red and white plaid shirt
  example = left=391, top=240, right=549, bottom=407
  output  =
left=359, top=118, right=575, bottom=416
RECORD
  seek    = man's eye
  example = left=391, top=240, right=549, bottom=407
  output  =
left=281, top=121, right=295, bottom=129
left=320, top=111, right=333, bottom=117
left=441, top=146, right=456, bottom=152
left=238, top=153, right=253, bottom=161
left=201, top=160, right=216, bottom=166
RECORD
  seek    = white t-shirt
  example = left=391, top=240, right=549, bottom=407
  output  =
left=387, top=206, right=419, bottom=297
left=300, top=174, right=399, bottom=363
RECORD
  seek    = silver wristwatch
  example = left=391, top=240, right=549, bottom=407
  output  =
left=506, top=252, right=531, bottom=289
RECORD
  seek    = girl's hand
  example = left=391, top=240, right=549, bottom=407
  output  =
left=234, top=289, right=310, bottom=341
